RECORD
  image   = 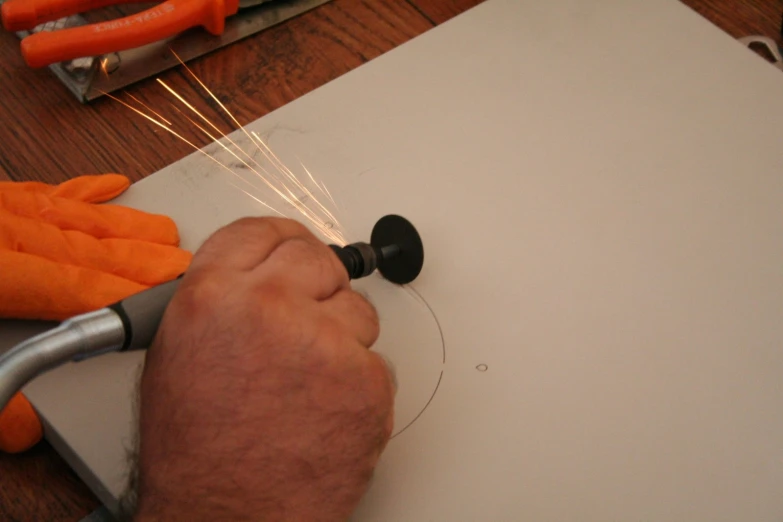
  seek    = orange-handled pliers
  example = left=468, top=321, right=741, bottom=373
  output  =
left=1, top=0, right=241, bottom=68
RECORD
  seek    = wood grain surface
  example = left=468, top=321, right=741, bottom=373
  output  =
left=0, top=1, right=780, bottom=520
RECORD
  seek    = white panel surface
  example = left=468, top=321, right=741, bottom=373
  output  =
left=5, top=0, right=783, bottom=519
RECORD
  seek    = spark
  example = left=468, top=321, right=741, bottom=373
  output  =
left=124, top=92, right=173, bottom=126
left=168, top=49, right=346, bottom=235
left=174, top=107, right=342, bottom=244
left=107, top=51, right=348, bottom=246
left=159, top=56, right=346, bottom=244
left=156, top=82, right=342, bottom=243
left=164, top=53, right=299, bottom=192
left=251, top=133, right=341, bottom=224
left=167, top=104, right=279, bottom=197
left=170, top=49, right=256, bottom=143
left=301, top=161, right=339, bottom=210
left=101, top=91, right=203, bottom=154
left=228, top=183, right=286, bottom=217
left=99, top=90, right=284, bottom=219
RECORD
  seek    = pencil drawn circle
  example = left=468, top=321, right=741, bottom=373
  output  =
left=476, top=364, right=488, bottom=372
left=351, top=276, right=445, bottom=439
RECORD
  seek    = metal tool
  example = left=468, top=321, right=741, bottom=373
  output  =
left=3, top=0, right=282, bottom=68
left=0, top=214, right=424, bottom=412
left=330, top=215, right=425, bottom=284
left=1, top=0, right=333, bottom=102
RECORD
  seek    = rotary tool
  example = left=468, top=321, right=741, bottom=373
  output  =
left=0, top=214, right=424, bottom=411
left=330, top=214, right=424, bottom=284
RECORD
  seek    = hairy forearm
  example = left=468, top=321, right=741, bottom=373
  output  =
left=119, top=371, right=355, bottom=522
left=130, top=452, right=367, bottom=522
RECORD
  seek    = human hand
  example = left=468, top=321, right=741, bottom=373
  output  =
left=134, top=217, right=395, bottom=521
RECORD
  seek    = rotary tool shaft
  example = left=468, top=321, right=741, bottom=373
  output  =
left=329, top=242, right=396, bottom=280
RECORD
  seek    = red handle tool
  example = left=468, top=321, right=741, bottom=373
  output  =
left=2, top=0, right=140, bottom=31
left=1, top=0, right=240, bottom=68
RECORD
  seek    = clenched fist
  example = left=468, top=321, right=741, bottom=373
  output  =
left=134, top=217, right=395, bottom=521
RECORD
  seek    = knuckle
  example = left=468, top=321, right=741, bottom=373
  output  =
left=227, top=217, right=281, bottom=243
left=276, top=236, right=318, bottom=256
left=257, top=216, right=314, bottom=242
left=276, top=237, right=341, bottom=276
left=196, top=217, right=281, bottom=262
left=251, top=278, right=292, bottom=308
left=350, top=291, right=381, bottom=340
left=314, top=314, right=351, bottom=351
left=174, top=269, right=228, bottom=316
left=365, top=354, right=396, bottom=411
left=376, top=353, right=398, bottom=395
left=230, top=216, right=268, bottom=229
left=302, top=317, right=351, bottom=371
left=215, top=217, right=265, bottom=239
left=279, top=217, right=312, bottom=237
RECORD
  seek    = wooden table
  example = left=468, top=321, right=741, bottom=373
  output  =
left=0, top=1, right=780, bottom=520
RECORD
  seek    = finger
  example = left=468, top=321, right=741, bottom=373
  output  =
left=188, top=217, right=318, bottom=272
left=49, top=174, right=130, bottom=202
left=0, top=174, right=129, bottom=203
left=320, top=288, right=380, bottom=348
left=364, top=350, right=397, bottom=444
left=375, top=353, right=398, bottom=396
left=255, top=236, right=349, bottom=299
left=0, top=250, right=148, bottom=321
left=0, top=210, right=191, bottom=286
left=0, top=190, right=180, bottom=245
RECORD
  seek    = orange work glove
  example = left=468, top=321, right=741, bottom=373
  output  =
left=0, top=173, right=193, bottom=453
left=0, top=393, right=42, bottom=453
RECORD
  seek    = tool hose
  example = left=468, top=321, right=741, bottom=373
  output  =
left=0, top=308, right=125, bottom=411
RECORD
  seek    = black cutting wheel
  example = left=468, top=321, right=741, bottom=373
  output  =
left=370, top=215, right=424, bottom=284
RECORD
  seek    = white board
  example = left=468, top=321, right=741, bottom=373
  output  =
left=6, top=0, right=783, bottom=519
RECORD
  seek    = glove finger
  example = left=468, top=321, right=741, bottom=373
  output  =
left=0, top=210, right=192, bottom=286
left=0, top=250, right=149, bottom=321
left=0, top=174, right=129, bottom=203
left=0, top=392, right=43, bottom=454
left=0, top=190, right=180, bottom=245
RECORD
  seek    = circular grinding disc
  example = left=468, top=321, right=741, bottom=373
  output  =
left=371, top=215, right=424, bottom=284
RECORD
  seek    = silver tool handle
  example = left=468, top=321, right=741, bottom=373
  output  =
left=0, top=278, right=183, bottom=410
left=0, top=308, right=125, bottom=411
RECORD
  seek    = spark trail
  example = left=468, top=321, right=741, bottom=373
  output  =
left=104, top=54, right=347, bottom=246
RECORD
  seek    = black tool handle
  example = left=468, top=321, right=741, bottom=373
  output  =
left=109, top=277, right=182, bottom=351
left=107, top=245, right=369, bottom=352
